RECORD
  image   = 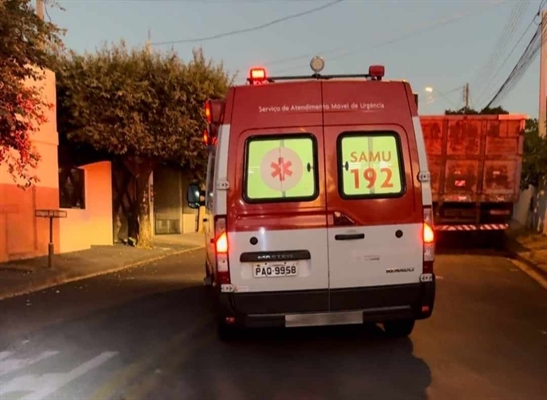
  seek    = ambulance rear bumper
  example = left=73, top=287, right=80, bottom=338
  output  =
left=217, top=280, right=435, bottom=329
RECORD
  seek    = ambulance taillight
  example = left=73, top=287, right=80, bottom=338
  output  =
left=422, top=206, right=435, bottom=275
left=215, top=217, right=230, bottom=284
left=203, top=99, right=224, bottom=145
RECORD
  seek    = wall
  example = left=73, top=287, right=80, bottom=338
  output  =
left=59, top=162, right=113, bottom=252
left=0, top=69, right=60, bottom=262
left=153, top=165, right=182, bottom=234
left=151, top=167, right=199, bottom=236
left=513, top=184, right=547, bottom=234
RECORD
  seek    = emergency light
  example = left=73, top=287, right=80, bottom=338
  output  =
left=247, top=58, right=385, bottom=84
left=248, top=67, right=268, bottom=85
left=369, top=65, right=385, bottom=80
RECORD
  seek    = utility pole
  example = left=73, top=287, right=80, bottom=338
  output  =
left=540, top=8, right=547, bottom=235
left=539, top=9, right=547, bottom=137
left=36, top=0, right=44, bottom=20
left=463, top=83, right=470, bottom=109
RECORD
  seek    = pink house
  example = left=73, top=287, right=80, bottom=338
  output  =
left=0, top=69, right=114, bottom=263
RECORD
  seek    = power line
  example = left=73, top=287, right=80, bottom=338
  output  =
left=151, top=0, right=344, bottom=45
left=423, top=86, right=465, bottom=109
left=484, top=17, right=543, bottom=108
left=261, top=0, right=506, bottom=74
left=471, top=0, right=529, bottom=97
left=475, top=16, right=536, bottom=107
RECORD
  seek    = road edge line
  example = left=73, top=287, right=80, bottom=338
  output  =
left=0, top=245, right=204, bottom=302
left=508, top=254, right=547, bottom=291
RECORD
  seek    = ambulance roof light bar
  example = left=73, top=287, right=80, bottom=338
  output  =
left=246, top=57, right=385, bottom=84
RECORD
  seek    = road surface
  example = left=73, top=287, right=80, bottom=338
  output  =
left=0, top=236, right=546, bottom=400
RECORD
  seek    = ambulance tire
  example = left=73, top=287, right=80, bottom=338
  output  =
left=383, top=319, right=415, bottom=338
left=204, top=263, right=213, bottom=287
left=217, top=320, right=238, bottom=342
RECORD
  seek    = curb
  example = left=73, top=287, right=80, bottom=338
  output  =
left=0, top=245, right=204, bottom=302
left=505, top=239, right=547, bottom=290
left=509, top=255, right=547, bottom=291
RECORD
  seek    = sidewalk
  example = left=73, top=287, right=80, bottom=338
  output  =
left=506, top=222, right=547, bottom=288
left=0, top=233, right=205, bottom=301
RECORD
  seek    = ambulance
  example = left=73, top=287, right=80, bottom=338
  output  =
left=186, top=57, right=436, bottom=339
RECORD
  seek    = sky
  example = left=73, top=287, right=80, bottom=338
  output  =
left=46, top=0, right=544, bottom=118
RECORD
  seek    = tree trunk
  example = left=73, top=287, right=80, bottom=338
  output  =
left=135, top=169, right=153, bottom=248
left=123, top=157, right=154, bottom=248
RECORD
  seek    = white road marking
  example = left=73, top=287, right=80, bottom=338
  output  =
left=0, top=351, right=117, bottom=400
left=0, top=350, right=59, bottom=377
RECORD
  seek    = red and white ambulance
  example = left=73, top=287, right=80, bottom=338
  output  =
left=187, top=57, right=436, bottom=339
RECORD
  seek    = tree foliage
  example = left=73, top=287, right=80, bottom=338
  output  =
left=444, top=106, right=509, bottom=115
left=0, top=0, right=64, bottom=187
left=520, top=118, right=547, bottom=190
left=55, top=43, right=233, bottom=246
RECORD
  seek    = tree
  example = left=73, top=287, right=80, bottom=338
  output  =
left=55, top=43, right=233, bottom=247
left=520, top=118, right=547, bottom=190
left=0, top=0, right=64, bottom=187
left=444, top=106, right=509, bottom=115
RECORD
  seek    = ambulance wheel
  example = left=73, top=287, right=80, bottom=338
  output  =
left=383, top=319, right=415, bottom=337
left=203, top=263, right=213, bottom=287
left=217, top=320, right=237, bottom=341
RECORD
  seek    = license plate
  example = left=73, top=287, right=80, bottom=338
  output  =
left=253, top=262, right=298, bottom=278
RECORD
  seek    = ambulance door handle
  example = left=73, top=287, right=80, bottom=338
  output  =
left=335, top=233, right=365, bottom=241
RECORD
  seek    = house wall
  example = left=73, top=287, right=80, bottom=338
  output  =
left=0, top=69, right=116, bottom=263
left=151, top=166, right=199, bottom=236
left=0, top=69, right=60, bottom=262
left=59, top=161, right=113, bottom=252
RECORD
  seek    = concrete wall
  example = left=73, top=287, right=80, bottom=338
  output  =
left=0, top=69, right=60, bottom=262
left=59, top=161, right=113, bottom=252
left=151, top=166, right=199, bottom=236
left=513, top=184, right=547, bottom=234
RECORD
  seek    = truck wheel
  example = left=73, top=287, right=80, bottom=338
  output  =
left=383, top=320, right=415, bottom=337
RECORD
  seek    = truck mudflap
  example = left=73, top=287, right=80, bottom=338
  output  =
left=435, top=223, right=508, bottom=231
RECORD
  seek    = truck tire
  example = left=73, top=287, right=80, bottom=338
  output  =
left=383, top=320, right=415, bottom=337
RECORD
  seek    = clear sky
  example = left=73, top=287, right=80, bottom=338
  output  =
left=46, top=0, right=544, bottom=118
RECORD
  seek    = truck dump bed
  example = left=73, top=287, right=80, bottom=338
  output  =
left=420, top=114, right=526, bottom=230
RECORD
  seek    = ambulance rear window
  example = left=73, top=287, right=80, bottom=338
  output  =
left=244, top=134, right=318, bottom=203
left=338, top=131, right=405, bottom=199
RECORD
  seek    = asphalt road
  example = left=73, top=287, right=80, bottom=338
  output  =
left=0, top=235, right=546, bottom=400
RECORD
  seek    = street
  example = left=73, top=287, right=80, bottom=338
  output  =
left=1, top=238, right=546, bottom=400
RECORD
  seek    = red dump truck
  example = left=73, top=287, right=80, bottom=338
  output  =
left=420, top=114, right=527, bottom=232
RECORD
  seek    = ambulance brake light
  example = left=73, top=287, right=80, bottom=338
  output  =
left=205, top=101, right=211, bottom=124
left=369, top=65, right=385, bottom=80
left=424, top=224, right=434, bottom=244
left=216, top=232, right=228, bottom=253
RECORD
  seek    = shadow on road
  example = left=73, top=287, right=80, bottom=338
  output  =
left=104, top=288, right=431, bottom=400
left=180, top=323, right=432, bottom=400
left=435, top=231, right=512, bottom=257
left=0, top=285, right=432, bottom=400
